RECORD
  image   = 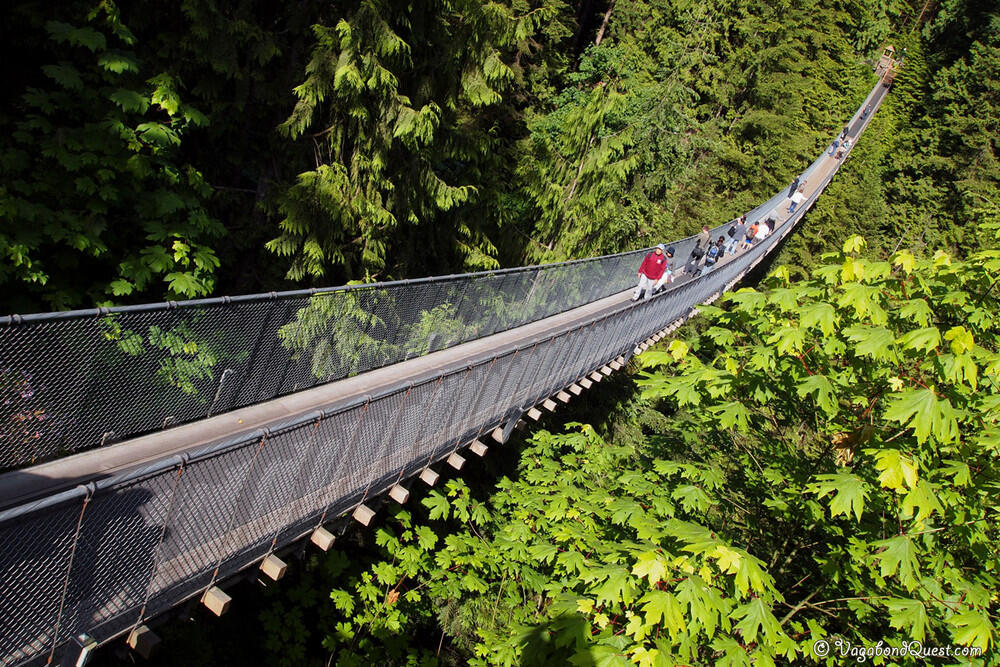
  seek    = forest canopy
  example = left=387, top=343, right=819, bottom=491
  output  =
left=3, top=0, right=996, bottom=314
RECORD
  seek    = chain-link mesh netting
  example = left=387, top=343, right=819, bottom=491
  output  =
left=1, top=246, right=668, bottom=471
left=0, top=83, right=887, bottom=666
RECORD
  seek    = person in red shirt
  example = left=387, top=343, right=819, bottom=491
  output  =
left=632, top=244, right=672, bottom=301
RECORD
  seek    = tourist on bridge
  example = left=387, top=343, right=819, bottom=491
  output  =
left=632, top=244, right=671, bottom=301
left=742, top=221, right=758, bottom=250
left=703, top=236, right=726, bottom=273
left=787, top=188, right=806, bottom=214
left=684, top=225, right=712, bottom=277
left=788, top=174, right=801, bottom=198
left=726, top=216, right=746, bottom=255
left=836, top=138, right=852, bottom=159
left=841, top=125, right=850, bottom=140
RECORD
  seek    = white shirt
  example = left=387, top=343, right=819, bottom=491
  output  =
left=791, top=191, right=805, bottom=204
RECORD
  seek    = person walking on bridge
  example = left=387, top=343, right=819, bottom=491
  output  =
left=684, top=225, right=712, bottom=277
left=632, top=244, right=670, bottom=301
left=787, top=174, right=801, bottom=198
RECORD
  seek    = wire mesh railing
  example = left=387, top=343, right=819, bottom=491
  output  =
left=0, top=79, right=888, bottom=667
left=1, top=242, right=690, bottom=471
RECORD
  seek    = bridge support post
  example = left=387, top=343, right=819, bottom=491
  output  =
left=389, top=484, right=410, bottom=504
left=201, top=586, right=231, bottom=616
left=590, top=371, right=602, bottom=382
left=568, top=384, right=583, bottom=395
left=491, top=427, right=506, bottom=443
left=353, top=504, right=376, bottom=526
left=556, top=391, right=571, bottom=403
left=310, top=527, right=335, bottom=551
left=543, top=399, right=557, bottom=412
left=260, top=554, right=287, bottom=581
left=600, top=365, right=613, bottom=375
left=470, top=440, right=488, bottom=457
left=527, top=407, right=543, bottom=421
left=127, top=625, right=160, bottom=659
left=579, top=378, right=592, bottom=389
left=419, top=468, right=439, bottom=486
left=447, top=452, right=466, bottom=470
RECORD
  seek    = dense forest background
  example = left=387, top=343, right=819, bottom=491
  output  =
left=2, top=0, right=998, bottom=665
left=3, top=0, right=996, bottom=315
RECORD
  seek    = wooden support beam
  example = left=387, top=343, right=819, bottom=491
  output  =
left=127, top=625, right=160, bottom=659
left=601, top=365, right=613, bottom=375
left=543, top=398, right=558, bottom=412
left=527, top=407, right=543, bottom=421
left=352, top=503, right=376, bottom=526
left=569, top=384, right=583, bottom=395
left=447, top=452, right=466, bottom=470
left=590, top=371, right=603, bottom=382
left=201, top=586, right=231, bottom=617
left=609, top=360, right=622, bottom=370
left=470, top=440, right=488, bottom=457
left=556, top=391, right=571, bottom=403
left=579, top=378, right=592, bottom=389
left=616, top=356, right=625, bottom=365
left=310, top=526, right=335, bottom=551
left=491, top=427, right=506, bottom=443
left=389, top=484, right=410, bottom=504
left=260, top=554, right=287, bottom=581
left=419, top=468, right=439, bottom=486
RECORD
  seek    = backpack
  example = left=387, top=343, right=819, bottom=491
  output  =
left=727, top=225, right=737, bottom=238
left=706, top=245, right=719, bottom=264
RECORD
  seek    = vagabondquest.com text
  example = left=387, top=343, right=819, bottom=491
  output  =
left=811, top=637, right=984, bottom=663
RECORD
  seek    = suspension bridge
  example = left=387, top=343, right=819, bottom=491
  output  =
left=0, top=79, right=890, bottom=666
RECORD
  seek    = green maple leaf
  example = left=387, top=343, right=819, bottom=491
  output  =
left=843, top=326, right=896, bottom=361
left=900, top=480, right=944, bottom=523
left=806, top=473, right=869, bottom=521
left=631, top=550, right=669, bottom=585
left=799, top=301, right=839, bottom=336
left=414, top=525, right=437, bottom=551
left=948, top=611, right=994, bottom=651
left=938, top=460, right=971, bottom=486
left=884, top=388, right=960, bottom=444
left=640, top=590, right=686, bottom=637
left=767, top=325, right=806, bottom=355
left=732, top=598, right=775, bottom=645
left=873, top=449, right=919, bottom=491
left=671, top=484, right=712, bottom=513
left=872, top=535, right=920, bottom=589
left=594, top=567, right=637, bottom=606
left=898, top=326, right=941, bottom=353
left=885, top=598, right=928, bottom=641
left=165, top=271, right=204, bottom=297
left=528, top=541, right=559, bottom=564
left=708, top=401, right=751, bottom=431
left=421, top=491, right=449, bottom=520
left=558, top=549, right=588, bottom=575
left=898, top=299, right=934, bottom=326
left=796, top=375, right=837, bottom=415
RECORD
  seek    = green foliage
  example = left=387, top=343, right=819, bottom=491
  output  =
left=284, top=232, right=1000, bottom=664
left=0, top=0, right=223, bottom=310
left=269, top=0, right=554, bottom=282
left=316, top=426, right=793, bottom=665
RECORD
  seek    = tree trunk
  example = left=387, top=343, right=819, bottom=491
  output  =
left=594, top=0, right=616, bottom=46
